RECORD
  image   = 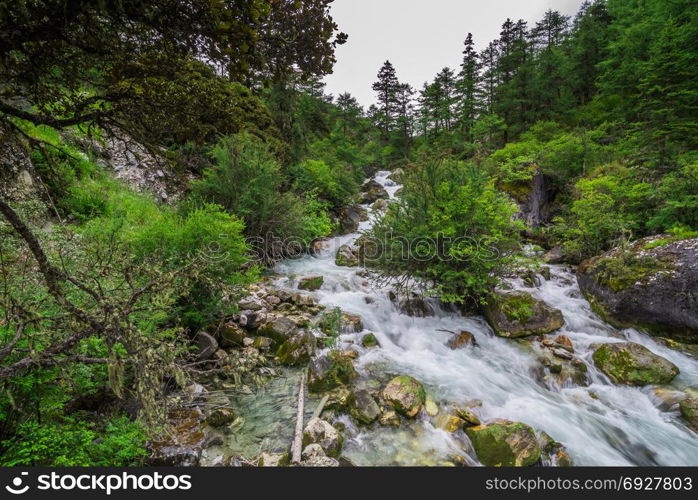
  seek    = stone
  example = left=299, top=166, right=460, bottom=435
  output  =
left=540, top=266, right=552, bottom=281
left=447, top=331, right=476, bottom=349
left=359, top=179, right=389, bottom=204
left=301, top=443, right=326, bottom=460
left=238, top=295, right=265, bottom=311
left=483, top=290, right=564, bottom=338
left=465, top=419, right=542, bottom=467
left=259, top=316, right=298, bottom=343
left=275, top=331, right=316, bottom=366
left=205, top=408, right=236, bottom=427
left=454, top=407, right=481, bottom=426
left=592, top=342, right=680, bottom=386
left=307, top=353, right=358, bottom=393
left=554, top=335, right=574, bottom=352
left=252, top=336, right=273, bottom=350
left=195, top=331, right=218, bottom=361
left=379, top=410, right=401, bottom=427
left=679, top=398, right=698, bottom=430
left=298, top=275, right=324, bottom=291
left=577, top=236, right=698, bottom=339
left=335, top=244, right=359, bottom=267
left=371, top=198, right=388, bottom=211
left=381, top=375, right=426, bottom=418
left=361, top=333, right=380, bottom=348
left=258, top=452, right=290, bottom=467
left=543, top=246, right=566, bottom=264
left=352, top=390, right=381, bottom=424
left=324, top=386, right=356, bottom=412
left=301, top=456, right=340, bottom=467
left=434, top=414, right=465, bottom=433
left=219, top=322, right=246, bottom=347
left=338, top=205, right=367, bottom=234
left=342, top=313, right=363, bottom=333
left=310, top=238, right=330, bottom=255
left=302, top=418, right=343, bottom=458
left=424, top=398, right=439, bottom=416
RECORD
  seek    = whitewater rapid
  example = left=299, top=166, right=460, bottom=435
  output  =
left=272, top=170, right=698, bottom=466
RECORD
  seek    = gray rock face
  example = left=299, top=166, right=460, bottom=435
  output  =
left=352, top=390, right=381, bottom=424
left=302, top=418, right=343, bottom=457
left=577, top=236, right=698, bottom=340
left=338, top=205, right=367, bottom=234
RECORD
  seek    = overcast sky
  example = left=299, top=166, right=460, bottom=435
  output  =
left=323, top=0, right=587, bottom=107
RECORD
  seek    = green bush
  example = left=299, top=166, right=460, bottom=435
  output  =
left=367, top=158, right=522, bottom=304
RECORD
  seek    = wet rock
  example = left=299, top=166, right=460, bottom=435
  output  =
left=275, top=331, right=316, bottom=366
left=148, top=408, right=206, bottom=466
left=238, top=295, right=266, bottom=311
left=310, top=238, right=330, bottom=255
left=379, top=410, right=400, bottom=427
left=592, top=342, right=679, bottom=386
left=577, top=236, right=698, bottom=340
left=301, top=456, right=340, bottom=467
left=465, top=419, right=541, bottom=467
left=454, top=407, right=481, bottom=427
left=371, top=198, right=388, bottom=211
left=291, top=293, right=315, bottom=307
left=324, top=386, right=355, bottom=412
left=205, top=408, right=236, bottom=427
left=307, top=353, right=358, bottom=393
left=381, top=375, right=426, bottom=418
left=335, top=244, right=359, bottom=267
left=538, top=432, right=573, bottom=467
left=352, top=390, right=381, bottom=425
left=554, top=335, right=574, bottom=352
left=302, top=418, right=343, bottom=457
left=543, top=246, right=566, bottom=264
left=540, top=266, right=552, bottom=281
left=301, top=443, right=326, bottom=460
left=424, top=398, right=439, bottom=416
left=219, top=323, right=246, bottom=348
left=394, top=293, right=435, bottom=317
left=259, top=316, right=298, bottom=343
left=342, top=313, right=363, bottom=333
left=360, top=179, right=388, bottom=204
left=361, top=333, right=380, bottom=348
left=338, top=205, right=367, bottom=234
left=447, top=330, right=476, bottom=349
left=679, top=398, right=698, bottom=430
left=258, top=452, right=290, bottom=467
left=239, top=310, right=266, bottom=329
left=195, top=331, right=218, bottom=361
left=298, top=275, right=324, bottom=291
left=483, top=290, right=564, bottom=338
left=434, top=414, right=465, bottom=433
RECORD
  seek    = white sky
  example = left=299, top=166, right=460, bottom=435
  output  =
left=323, top=0, right=587, bottom=107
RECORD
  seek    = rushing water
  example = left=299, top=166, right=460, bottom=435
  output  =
left=224, top=170, right=698, bottom=466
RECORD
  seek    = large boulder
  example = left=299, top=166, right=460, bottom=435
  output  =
left=337, top=205, right=367, bottom=234
left=302, top=418, right=343, bottom=458
left=219, top=322, right=246, bottom=348
left=381, top=375, right=426, bottom=418
left=679, top=398, right=698, bottom=430
left=465, top=419, right=542, bottom=467
left=483, top=290, right=564, bottom=338
left=335, top=244, right=359, bottom=267
left=592, top=342, right=679, bottom=386
left=359, top=179, right=388, bottom=204
left=275, top=331, right=317, bottom=366
left=258, top=316, right=298, bottom=343
left=307, top=353, right=358, bottom=393
left=351, top=390, right=381, bottom=425
left=577, top=236, right=698, bottom=340
left=298, top=275, right=324, bottom=291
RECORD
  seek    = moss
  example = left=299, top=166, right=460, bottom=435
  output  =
left=298, top=276, right=324, bottom=291
left=498, top=293, right=535, bottom=323
left=592, top=343, right=679, bottom=386
left=465, top=421, right=541, bottom=467
left=361, top=333, right=379, bottom=348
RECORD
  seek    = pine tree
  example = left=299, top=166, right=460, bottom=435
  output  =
left=456, top=33, right=482, bottom=141
left=372, top=60, right=400, bottom=139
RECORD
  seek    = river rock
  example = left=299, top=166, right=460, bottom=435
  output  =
left=338, top=205, right=367, bottom=234
left=592, top=342, right=679, bottom=386
left=195, top=331, right=218, bottom=361
left=275, top=331, right=316, bottom=366
left=238, top=295, right=266, bottom=311
left=372, top=198, right=388, bottom=211
left=310, top=238, right=330, bottom=255
left=258, top=452, right=290, bottom=467
left=379, top=410, right=401, bottom=427
left=483, top=290, right=564, bottom=338
left=342, top=313, right=363, bottom=332
left=307, top=353, right=358, bottom=393
left=381, top=375, right=426, bottom=418
left=577, top=236, right=698, bottom=340
left=148, top=408, right=206, bottom=466
left=205, top=408, right=236, bottom=427
left=301, top=456, right=340, bottom=467
left=301, top=443, right=326, bottom=460
left=259, top=316, right=298, bottom=343
left=220, top=321, right=247, bottom=347
left=434, top=413, right=465, bottom=432
left=679, top=398, right=698, bottom=429
left=361, top=333, right=380, bottom=348
left=394, top=293, right=436, bottom=317
left=298, top=275, right=324, bottom=291
left=302, top=418, right=343, bottom=457
left=543, top=246, right=566, bottom=264
left=360, top=179, right=388, bottom=204
left=465, top=419, right=542, bottom=467
left=351, top=390, right=381, bottom=424
left=335, top=244, right=359, bottom=267
left=447, top=330, right=476, bottom=349
left=455, top=407, right=481, bottom=426
left=324, top=386, right=355, bottom=412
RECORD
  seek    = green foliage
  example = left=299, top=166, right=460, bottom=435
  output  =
left=368, top=158, right=522, bottom=304
left=0, top=416, right=147, bottom=466
left=193, top=133, right=333, bottom=247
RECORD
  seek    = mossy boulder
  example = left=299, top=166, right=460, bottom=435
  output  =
left=381, top=375, right=426, bottom=418
left=592, top=342, right=679, bottom=386
left=302, top=418, right=343, bottom=458
left=679, top=397, right=698, bottom=430
left=307, top=352, right=358, bottom=393
left=275, top=331, right=316, bottom=366
left=465, top=419, right=541, bottom=467
left=361, top=333, right=380, bottom=348
left=577, top=236, right=698, bottom=340
left=359, top=179, right=388, bottom=204
left=298, top=275, right=324, bottom=291
left=258, top=316, right=298, bottom=343
left=351, top=390, right=381, bottom=425
left=335, top=244, right=359, bottom=267
left=483, top=291, right=564, bottom=338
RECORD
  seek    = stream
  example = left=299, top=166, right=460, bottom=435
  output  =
left=214, top=170, right=698, bottom=466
